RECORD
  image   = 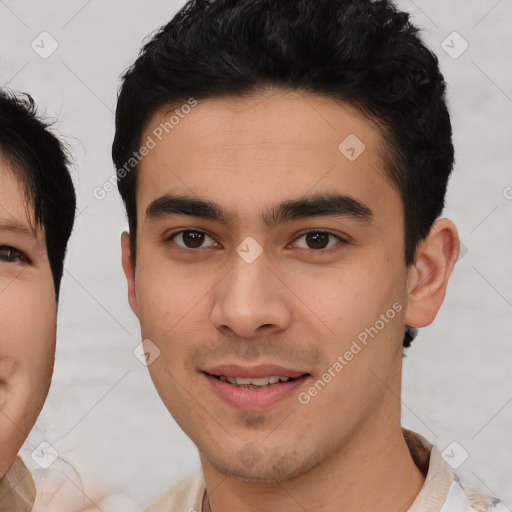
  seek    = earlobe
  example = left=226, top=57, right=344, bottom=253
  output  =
left=121, top=231, right=139, bottom=317
left=404, top=218, right=460, bottom=328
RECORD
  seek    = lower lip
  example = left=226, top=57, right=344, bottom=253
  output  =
left=204, top=373, right=309, bottom=412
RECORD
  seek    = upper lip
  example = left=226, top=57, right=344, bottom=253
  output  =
left=202, top=364, right=309, bottom=379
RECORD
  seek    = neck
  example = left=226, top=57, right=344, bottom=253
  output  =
left=201, top=422, right=426, bottom=512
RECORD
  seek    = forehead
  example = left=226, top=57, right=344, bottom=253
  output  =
left=0, top=160, right=37, bottom=234
left=143, top=89, right=383, bottom=160
left=136, top=90, right=399, bottom=224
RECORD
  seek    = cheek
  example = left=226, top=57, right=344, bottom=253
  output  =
left=0, top=278, right=57, bottom=386
left=134, top=252, right=206, bottom=336
left=134, top=256, right=214, bottom=404
left=294, top=259, right=407, bottom=381
left=294, top=257, right=404, bottom=324
left=24, top=299, right=57, bottom=379
left=0, top=274, right=56, bottom=474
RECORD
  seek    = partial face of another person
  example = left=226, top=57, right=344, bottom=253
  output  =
left=0, top=163, right=56, bottom=478
left=122, top=89, right=455, bottom=483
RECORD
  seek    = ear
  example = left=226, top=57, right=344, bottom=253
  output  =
left=404, top=218, right=459, bottom=328
left=121, top=231, right=139, bottom=317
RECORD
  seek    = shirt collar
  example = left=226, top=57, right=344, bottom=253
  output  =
left=403, top=427, right=456, bottom=512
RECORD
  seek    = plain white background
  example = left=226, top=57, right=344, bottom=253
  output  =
left=0, top=0, right=510, bottom=508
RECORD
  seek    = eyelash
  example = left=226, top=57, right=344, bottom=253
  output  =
left=165, top=229, right=347, bottom=254
left=0, top=245, right=29, bottom=264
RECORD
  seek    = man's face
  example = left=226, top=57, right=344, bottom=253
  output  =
left=125, top=90, right=413, bottom=482
left=0, top=165, right=56, bottom=477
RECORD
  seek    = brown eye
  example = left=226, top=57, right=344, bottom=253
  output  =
left=169, top=230, right=216, bottom=250
left=305, top=232, right=330, bottom=250
left=292, top=231, right=344, bottom=251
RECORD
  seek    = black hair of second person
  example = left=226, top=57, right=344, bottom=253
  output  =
left=112, top=0, right=454, bottom=347
left=0, top=89, right=76, bottom=300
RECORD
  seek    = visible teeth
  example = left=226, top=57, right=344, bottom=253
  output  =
left=218, top=375, right=292, bottom=386
left=250, top=377, right=271, bottom=386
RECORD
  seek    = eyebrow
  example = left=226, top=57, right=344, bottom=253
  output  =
left=0, top=218, right=35, bottom=236
left=146, top=192, right=373, bottom=229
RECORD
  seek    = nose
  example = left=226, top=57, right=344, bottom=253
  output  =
left=210, top=249, right=292, bottom=339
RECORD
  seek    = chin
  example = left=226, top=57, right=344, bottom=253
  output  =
left=206, top=447, right=317, bottom=484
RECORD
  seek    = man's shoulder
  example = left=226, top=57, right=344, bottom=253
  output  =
left=143, top=467, right=205, bottom=512
left=431, top=461, right=505, bottom=512
left=403, top=428, right=505, bottom=512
